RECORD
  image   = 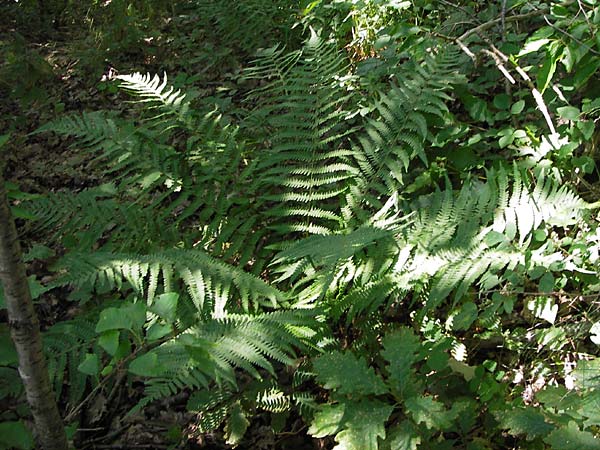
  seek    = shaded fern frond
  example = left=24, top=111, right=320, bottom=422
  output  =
left=353, top=47, right=465, bottom=193
left=245, top=33, right=358, bottom=236
left=23, top=185, right=174, bottom=251
left=137, top=310, right=316, bottom=404
left=43, top=318, right=98, bottom=405
left=195, top=0, right=300, bottom=53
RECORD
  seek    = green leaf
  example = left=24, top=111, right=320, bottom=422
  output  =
left=463, top=95, right=490, bottom=122
left=309, top=400, right=394, bottom=450
left=381, top=327, right=422, bottom=396
left=573, top=358, right=600, bottom=389
left=383, top=421, right=421, bottom=450
left=405, top=396, right=455, bottom=430
left=518, top=38, right=551, bottom=56
left=129, top=351, right=164, bottom=376
left=0, top=421, right=34, bottom=450
left=313, top=351, right=387, bottom=396
left=543, top=421, right=600, bottom=450
left=449, top=302, right=478, bottom=331
left=537, top=48, right=559, bottom=93
left=96, top=302, right=146, bottom=333
left=78, top=353, right=100, bottom=375
left=511, top=100, right=526, bottom=114
left=226, top=403, right=249, bottom=446
left=150, top=292, right=179, bottom=322
left=308, top=403, right=345, bottom=438
left=539, top=272, right=555, bottom=293
left=146, top=322, right=172, bottom=341
left=577, top=120, right=595, bottom=140
left=556, top=106, right=580, bottom=121
left=496, top=407, right=554, bottom=440
left=99, top=330, right=120, bottom=356
left=581, top=390, right=600, bottom=427
left=493, top=94, right=510, bottom=110
left=498, top=129, right=515, bottom=148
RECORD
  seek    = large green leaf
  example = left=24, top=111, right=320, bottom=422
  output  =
left=313, top=351, right=387, bottom=396
left=543, top=421, right=600, bottom=450
left=495, top=407, right=554, bottom=440
left=381, top=327, right=422, bottom=397
left=382, top=421, right=421, bottom=450
left=96, top=302, right=146, bottom=333
left=309, top=399, right=394, bottom=450
left=0, top=421, right=34, bottom=450
left=405, top=396, right=455, bottom=430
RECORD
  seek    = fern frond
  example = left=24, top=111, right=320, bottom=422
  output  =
left=117, top=72, right=190, bottom=128
left=136, top=310, right=316, bottom=404
left=52, top=249, right=286, bottom=314
left=43, top=317, right=98, bottom=405
left=245, top=33, right=358, bottom=236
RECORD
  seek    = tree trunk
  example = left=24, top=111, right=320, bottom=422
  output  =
left=0, top=173, right=68, bottom=450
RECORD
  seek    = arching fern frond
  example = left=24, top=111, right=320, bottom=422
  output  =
left=51, top=249, right=286, bottom=314
left=116, top=72, right=192, bottom=130
left=135, top=310, right=317, bottom=404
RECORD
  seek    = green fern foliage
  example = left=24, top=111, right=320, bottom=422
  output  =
left=272, top=165, right=591, bottom=318
left=43, top=317, right=98, bottom=406
left=134, top=310, right=316, bottom=404
left=116, top=72, right=191, bottom=130
left=353, top=48, right=465, bottom=194
left=244, top=32, right=358, bottom=235
left=52, top=249, right=286, bottom=313
left=194, top=0, right=299, bottom=53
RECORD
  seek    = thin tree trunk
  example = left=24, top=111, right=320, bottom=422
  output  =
left=0, top=173, right=68, bottom=450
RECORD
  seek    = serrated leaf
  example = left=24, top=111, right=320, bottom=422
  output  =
left=309, top=400, right=394, bottom=450
left=313, top=351, right=387, bottom=396
left=543, top=421, right=600, bottom=450
left=383, top=420, right=421, bottom=450
left=381, top=327, right=422, bottom=395
left=226, top=403, right=249, bottom=446
left=496, top=407, right=554, bottom=440
left=405, top=396, right=455, bottom=430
